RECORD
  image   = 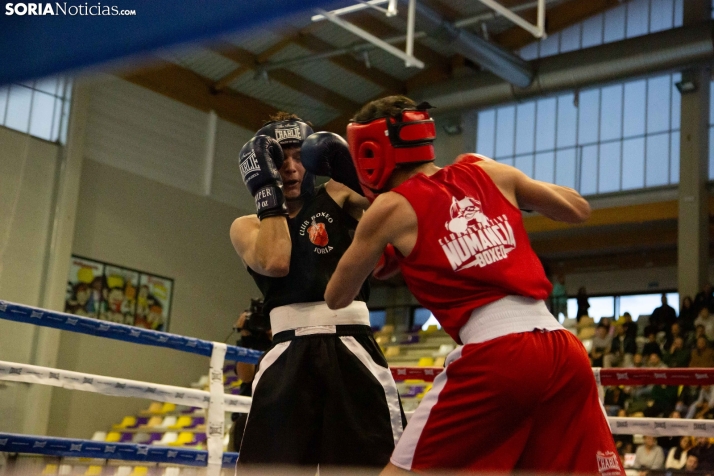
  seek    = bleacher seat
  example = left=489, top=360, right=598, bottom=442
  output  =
left=170, top=416, right=193, bottom=429
left=157, top=432, right=178, bottom=445
left=418, top=357, right=434, bottom=367
left=400, top=334, right=420, bottom=345
left=168, top=432, right=195, bottom=446
left=384, top=346, right=400, bottom=357
left=120, top=433, right=133, bottom=443
left=90, top=432, right=106, bottom=441
left=105, top=432, right=121, bottom=442
left=142, top=416, right=163, bottom=428
left=115, top=467, right=132, bottom=476
left=84, top=465, right=102, bottom=475
left=146, top=402, right=163, bottom=414
left=160, top=416, right=177, bottom=428
left=114, top=416, right=137, bottom=429
left=433, top=356, right=446, bottom=367
left=41, top=464, right=58, bottom=475
left=160, top=403, right=176, bottom=414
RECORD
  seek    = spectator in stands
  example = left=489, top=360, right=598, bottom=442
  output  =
left=634, top=435, right=665, bottom=472
left=690, top=336, right=714, bottom=368
left=576, top=286, right=590, bottom=323
left=604, top=386, right=629, bottom=415
left=666, top=437, right=693, bottom=470
left=650, top=293, right=677, bottom=335
left=680, top=296, right=697, bottom=334
left=690, top=437, right=714, bottom=470
left=646, top=382, right=677, bottom=418
left=633, top=353, right=645, bottom=368
left=590, top=323, right=612, bottom=367
left=605, top=324, right=637, bottom=368
left=695, top=283, right=714, bottom=314
left=685, top=453, right=699, bottom=472
left=550, top=274, right=567, bottom=321
left=658, top=411, right=683, bottom=453
left=694, top=308, right=714, bottom=341
left=618, top=312, right=638, bottom=340
left=686, top=385, right=714, bottom=419
left=664, top=336, right=691, bottom=368
left=664, top=323, right=685, bottom=350
left=642, top=331, right=663, bottom=359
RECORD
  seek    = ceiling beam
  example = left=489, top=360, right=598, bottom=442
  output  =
left=119, top=58, right=278, bottom=131
left=209, top=42, right=361, bottom=116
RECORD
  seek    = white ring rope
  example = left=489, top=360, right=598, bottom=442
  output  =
left=0, top=360, right=251, bottom=413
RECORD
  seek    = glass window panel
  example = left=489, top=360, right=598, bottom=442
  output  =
left=708, top=127, right=714, bottom=179
left=51, top=97, right=62, bottom=143
left=29, top=91, right=55, bottom=141
left=497, top=157, right=514, bottom=167
left=557, top=94, right=578, bottom=148
left=670, top=131, right=679, bottom=184
left=622, top=137, right=645, bottom=189
left=534, top=151, right=555, bottom=183
left=600, top=84, right=623, bottom=141
left=582, top=14, right=604, bottom=48
left=5, top=85, right=33, bottom=133
left=555, top=148, right=577, bottom=189
left=477, top=109, right=496, bottom=157
left=515, top=102, right=536, bottom=155
left=0, top=86, right=9, bottom=124
left=587, top=296, right=616, bottom=321
left=369, top=310, right=386, bottom=330
left=649, top=0, right=674, bottom=32
left=626, top=0, right=650, bottom=38
left=539, top=32, right=560, bottom=58
left=710, top=81, right=714, bottom=125
left=519, top=42, right=538, bottom=60
left=598, top=141, right=622, bottom=193
left=674, top=0, right=683, bottom=26
left=578, top=89, right=600, bottom=145
left=559, top=24, right=581, bottom=53
left=535, top=97, right=556, bottom=152
left=646, top=132, right=670, bottom=186
left=671, top=74, right=681, bottom=130
left=515, top=154, right=534, bottom=178
left=580, top=145, right=599, bottom=195
left=620, top=294, right=663, bottom=320
left=567, top=298, right=578, bottom=321
left=647, top=75, right=671, bottom=134
left=604, top=4, right=626, bottom=43
left=623, top=80, right=646, bottom=137
left=495, top=105, right=515, bottom=158
left=34, top=77, right=59, bottom=96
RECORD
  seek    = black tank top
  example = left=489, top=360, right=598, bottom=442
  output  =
left=248, top=186, right=370, bottom=316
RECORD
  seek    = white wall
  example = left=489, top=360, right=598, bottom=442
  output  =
left=0, top=127, right=60, bottom=432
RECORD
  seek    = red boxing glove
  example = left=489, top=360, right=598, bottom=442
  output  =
left=373, top=244, right=401, bottom=280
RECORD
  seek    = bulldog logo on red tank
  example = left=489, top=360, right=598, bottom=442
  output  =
left=300, top=212, right=334, bottom=254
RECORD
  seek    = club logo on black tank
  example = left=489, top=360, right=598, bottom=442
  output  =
left=300, top=212, right=334, bottom=254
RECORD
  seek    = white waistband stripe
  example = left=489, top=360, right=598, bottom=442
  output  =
left=270, top=301, right=370, bottom=335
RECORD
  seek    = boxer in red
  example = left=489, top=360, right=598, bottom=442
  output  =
left=325, top=95, right=624, bottom=475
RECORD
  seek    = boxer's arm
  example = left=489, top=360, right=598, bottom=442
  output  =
left=476, top=160, right=590, bottom=223
left=325, top=194, right=403, bottom=309
left=325, top=179, right=370, bottom=221
left=229, top=214, right=291, bottom=277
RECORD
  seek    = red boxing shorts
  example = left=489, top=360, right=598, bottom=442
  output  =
left=391, top=329, right=624, bottom=475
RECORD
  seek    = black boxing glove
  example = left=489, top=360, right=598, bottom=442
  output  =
left=301, top=132, right=364, bottom=196
left=239, top=135, right=288, bottom=220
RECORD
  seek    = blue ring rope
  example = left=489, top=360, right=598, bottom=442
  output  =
left=0, top=300, right=262, bottom=364
left=0, top=433, right=238, bottom=467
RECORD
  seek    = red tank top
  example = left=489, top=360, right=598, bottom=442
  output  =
left=392, top=160, right=553, bottom=342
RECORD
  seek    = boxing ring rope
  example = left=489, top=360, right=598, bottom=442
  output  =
left=0, top=299, right=262, bottom=475
left=4, top=299, right=714, bottom=471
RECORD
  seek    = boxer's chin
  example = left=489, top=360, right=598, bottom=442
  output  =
left=284, top=185, right=302, bottom=201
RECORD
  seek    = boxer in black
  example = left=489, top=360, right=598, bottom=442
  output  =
left=230, top=112, right=404, bottom=471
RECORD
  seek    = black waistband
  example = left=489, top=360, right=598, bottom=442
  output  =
left=272, top=324, right=373, bottom=344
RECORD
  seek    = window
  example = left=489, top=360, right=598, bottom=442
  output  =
left=565, top=292, right=679, bottom=322
left=0, top=76, right=72, bottom=143
left=475, top=73, right=681, bottom=196
left=519, top=0, right=682, bottom=61
left=413, top=307, right=441, bottom=331
left=369, top=309, right=387, bottom=330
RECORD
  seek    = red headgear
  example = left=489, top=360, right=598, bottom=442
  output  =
left=346, top=103, right=436, bottom=201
